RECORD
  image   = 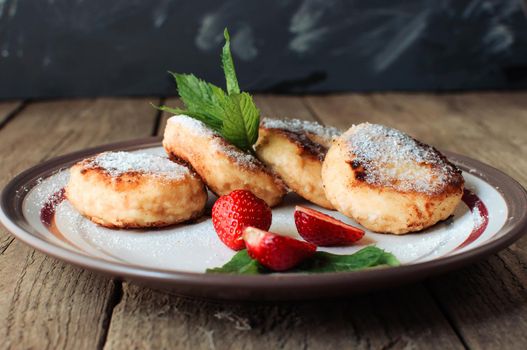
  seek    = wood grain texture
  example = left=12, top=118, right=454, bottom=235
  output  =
left=104, top=283, right=463, bottom=350
left=253, top=95, right=319, bottom=122
left=0, top=100, right=23, bottom=126
left=104, top=95, right=464, bottom=350
left=0, top=98, right=159, bottom=349
left=2, top=93, right=526, bottom=350
left=429, top=250, right=527, bottom=349
left=157, top=97, right=183, bottom=137
left=305, top=92, right=527, bottom=350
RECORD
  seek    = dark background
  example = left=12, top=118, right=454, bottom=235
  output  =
left=0, top=0, right=526, bottom=99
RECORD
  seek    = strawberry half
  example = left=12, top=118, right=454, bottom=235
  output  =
left=243, top=227, right=317, bottom=271
left=212, top=190, right=272, bottom=250
left=294, top=206, right=365, bottom=246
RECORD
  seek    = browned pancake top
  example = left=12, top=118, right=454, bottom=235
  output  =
left=78, top=151, right=189, bottom=180
left=344, top=123, right=463, bottom=195
left=260, top=118, right=342, bottom=161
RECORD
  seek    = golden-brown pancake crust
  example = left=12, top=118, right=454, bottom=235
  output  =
left=163, top=115, right=286, bottom=207
left=255, top=118, right=341, bottom=209
left=322, top=123, right=464, bottom=234
left=66, top=152, right=207, bottom=228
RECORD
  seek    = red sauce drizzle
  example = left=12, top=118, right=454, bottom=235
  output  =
left=40, top=188, right=66, bottom=227
left=456, top=189, right=489, bottom=249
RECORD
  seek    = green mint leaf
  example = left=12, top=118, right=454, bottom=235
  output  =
left=166, top=72, right=227, bottom=131
left=207, top=246, right=400, bottom=275
left=378, top=250, right=400, bottom=267
left=159, top=28, right=260, bottom=152
left=222, top=28, right=240, bottom=95
left=219, top=92, right=260, bottom=150
left=294, top=246, right=400, bottom=273
left=172, top=73, right=224, bottom=115
left=154, top=104, right=223, bottom=131
left=206, top=250, right=267, bottom=274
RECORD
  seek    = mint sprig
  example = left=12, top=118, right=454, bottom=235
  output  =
left=155, top=28, right=260, bottom=152
left=206, top=246, right=400, bottom=274
left=222, top=28, right=240, bottom=95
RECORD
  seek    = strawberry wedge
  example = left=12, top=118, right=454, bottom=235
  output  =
left=294, top=206, right=365, bottom=246
left=243, top=227, right=317, bottom=271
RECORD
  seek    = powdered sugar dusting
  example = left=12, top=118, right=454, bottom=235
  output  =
left=87, top=152, right=189, bottom=179
left=472, top=206, right=485, bottom=229
left=220, top=144, right=262, bottom=170
left=347, top=123, right=461, bottom=194
left=168, top=114, right=215, bottom=137
left=169, top=114, right=262, bottom=170
left=262, top=118, right=341, bottom=141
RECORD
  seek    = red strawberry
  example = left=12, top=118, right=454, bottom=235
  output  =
left=212, top=190, right=272, bottom=250
left=294, top=206, right=365, bottom=246
left=243, top=227, right=317, bottom=271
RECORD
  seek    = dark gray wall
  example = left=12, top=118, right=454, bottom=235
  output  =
left=0, top=0, right=526, bottom=99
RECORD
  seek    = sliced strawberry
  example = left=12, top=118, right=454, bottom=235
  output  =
left=294, top=206, right=365, bottom=246
left=212, top=190, right=272, bottom=250
left=243, top=227, right=317, bottom=271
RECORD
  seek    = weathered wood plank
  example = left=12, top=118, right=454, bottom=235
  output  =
left=305, top=92, right=527, bottom=350
left=104, top=95, right=464, bottom=350
left=0, top=100, right=23, bottom=126
left=429, top=250, right=527, bottom=349
left=441, top=92, right=527, bottom=153
left=254, top=94, right=319, bottom=121
left=0, top=98, right=159, bottom=349
left=0, top=100, right=23, bottom=255
left=157, top=97, right=183, bottom=137
left=5, top=93, right=522, bottom=349
left=104, top=283, right=463, bottom=350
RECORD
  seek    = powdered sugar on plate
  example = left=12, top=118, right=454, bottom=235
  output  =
left=262, top=118, right=341, bottom=141
left=86, top=151, right=189, bottom=179
left=346, top=123, right=462, bottom=194
left=472, top=206, right=486, bottom=230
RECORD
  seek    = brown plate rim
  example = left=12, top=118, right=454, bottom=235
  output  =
left=1, top=137, right=527, bottom=300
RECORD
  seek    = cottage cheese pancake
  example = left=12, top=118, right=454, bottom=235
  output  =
left=163, top=115, right=286, bottom=207
left=66, top=151, right=207, bottom=228
left=255, top=118, right=340, bottom=209
left=322, top=123, right=464, bottom=234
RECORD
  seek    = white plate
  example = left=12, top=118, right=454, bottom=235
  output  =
left=1, top=138, right=526, bottom=300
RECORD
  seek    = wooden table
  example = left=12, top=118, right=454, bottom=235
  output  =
left=0, top=92, right=526, bottom=349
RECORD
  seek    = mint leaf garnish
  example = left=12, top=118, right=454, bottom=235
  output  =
left=207, top=246, right=400, bottom=274
left=153, top=104, right=223, bottom=131
left=292, top=246, right=400, bottom=273
left=171, top=73, right=225, bottom=131
left=206, top=250, right=267, bottom=274
left=155, top=28, right=259, bottom=152
left=222, top=28, right=240, bottom=95
left=219, top=92, right=260, bottom=150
